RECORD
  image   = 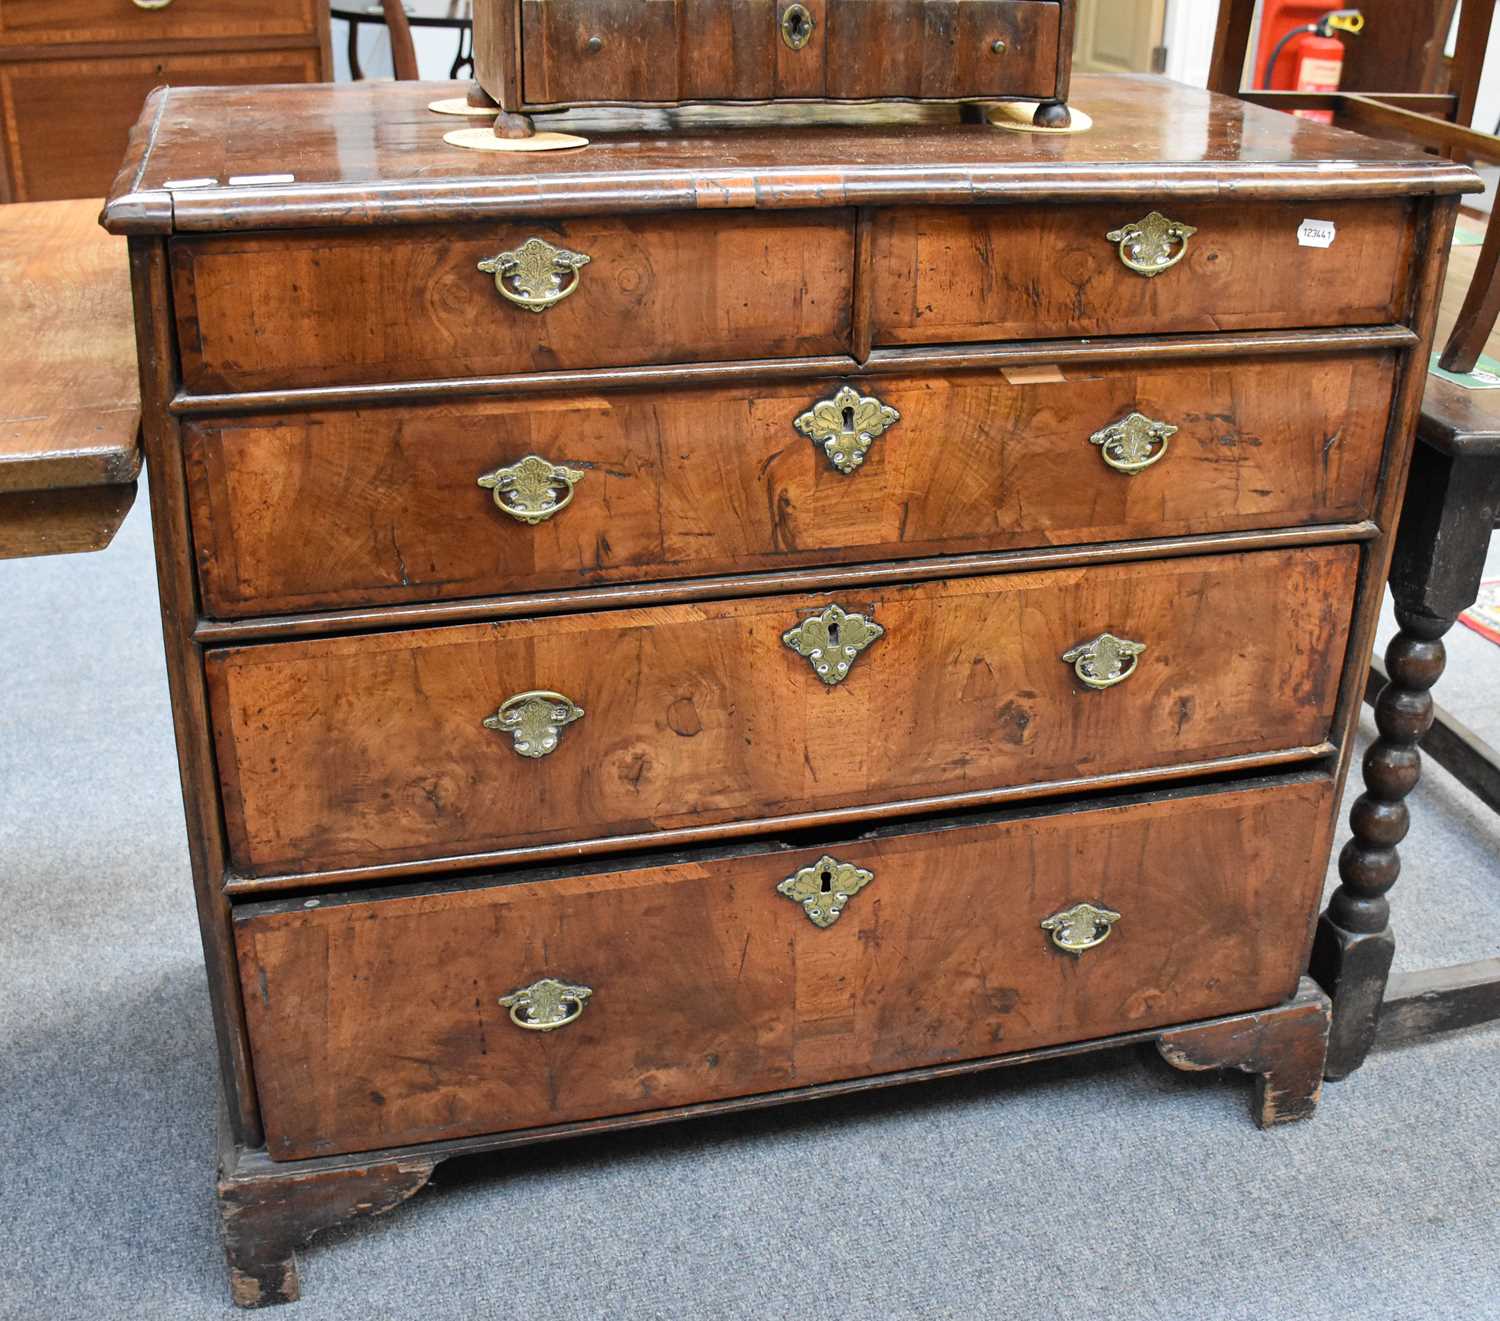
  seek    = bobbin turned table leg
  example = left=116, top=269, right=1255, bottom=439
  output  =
left=1316, top=437, right=1500, bottom=1073
left=1313, top=609, right=1448, bottom=1079
left=1157, top=979, right=1332, bottom=1128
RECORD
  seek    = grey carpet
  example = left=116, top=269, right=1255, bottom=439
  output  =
left=2, top=489, right=1497, bottom=1321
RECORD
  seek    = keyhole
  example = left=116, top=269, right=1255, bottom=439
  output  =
left=828, top=619, right=840, bottom=646
left=842, top=404, right=855, bottom=432
left=781, top=3, right=814, bottom=50
left=820, top=869, right=833, bottom=893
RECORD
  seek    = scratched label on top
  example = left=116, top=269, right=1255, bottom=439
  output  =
left=1297, top=218, right=1337, bottom=248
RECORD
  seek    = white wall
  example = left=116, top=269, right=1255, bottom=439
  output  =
left=330, top=17, right=468, bottom=82
left=1162, top=0, right=1221, bottom=86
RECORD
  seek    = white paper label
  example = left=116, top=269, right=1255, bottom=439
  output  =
left=1298, top=218, right=1337, bottom=248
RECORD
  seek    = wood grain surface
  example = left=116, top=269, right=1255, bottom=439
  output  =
left=207, top=546, right=1358, bottom=878
left=170, top=211, right=854, bottom=392
left=185, top=353, right=1396, bottom=617
left=0, top=199, right=139, bottom=493
left=869, top=199, right=1414, bottom=345
left=99, top=78, right=1478, bottom=238
left=0, top=0, right=315, bottom=47
left=1, top=48, right=322, bottom=202
left=234, top=774, right=1336, bottom=1159
left=518, top=0, right=1059, bottom=106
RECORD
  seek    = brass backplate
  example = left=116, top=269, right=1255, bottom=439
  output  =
left=483, top=690, right=584, bottom=757
left=478, top=236, right=591, bottom=312
left=500, top=977, right=593, bottom=1030
left=793, top=385, right=901, bottom=474
left=1105, top=212, right=1197, bottom=277
left=1062, top=633, right=1145, bottom=690
left=1041, top=902, right=1121, bottom=953
left=782, top=603, right=884, bottom=685
left=778, top=855, right=875, bottom=927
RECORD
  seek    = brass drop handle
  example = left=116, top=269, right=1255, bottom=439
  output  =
left=793, top=385, right=901, bottom=474
left=1106, top=211, right=1197, bottom=277
left=500, top=977, right=593, bottom=1031
left=477, top=454, right=585, bottom=523
left=483, top=690, right=584, bottom=758
left=1041, top=903, right=1121, bottom=953
left=777, top=854, right=875, bottom=927
left=478, top=236, right=590, bottom=313
left=132, top=0, right=173, bottom=8
left=1062, top=632, right=1145, bottom=690
left=782, top=603, right=884, bottom=685
left=780, top=2, right=815, bottom=50
left=1090, top=413, right=1177, bottom=475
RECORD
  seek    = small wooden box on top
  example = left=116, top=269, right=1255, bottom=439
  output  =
left=471, top=0, right=1077, bottom=134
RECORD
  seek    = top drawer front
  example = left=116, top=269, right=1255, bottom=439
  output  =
left=171, top=213, right=855, bottom=394
left=869, top=201, right=1412, bottom=346
left=521, top=0, right=1060, bottom=105
left=0, top=0, right=314, bottom=46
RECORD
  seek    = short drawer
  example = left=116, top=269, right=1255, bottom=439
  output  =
left=521, top=0, right=1060, bottom=106
left=235, top=773, right=1336, bottom=1159
left=0, top=0, right=314, bottom=47
left=170, top=213, right=855, bottom=393
left=187, top=352, right=1394, bottom=618
left=207, top=545, right=1357, bottom=879
left=869, top=201, right=1413, bottom=346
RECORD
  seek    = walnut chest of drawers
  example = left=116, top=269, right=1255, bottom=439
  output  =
left=102, top=76, right=1477, bottom=1307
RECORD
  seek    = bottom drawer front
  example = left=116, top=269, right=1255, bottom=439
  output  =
left=237, top=775, right=1335, bottom=1160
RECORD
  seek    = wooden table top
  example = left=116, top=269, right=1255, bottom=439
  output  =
left=0, top=199, right=140, bottom=495
left=1423, top=232, right=1500, bottom=456
left=102, top=74, right=1478, bottom=236
left=0, top=198, right=141, bottom=559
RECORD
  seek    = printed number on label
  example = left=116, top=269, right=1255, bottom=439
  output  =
left=1297, top=219, right=1337, bottom=248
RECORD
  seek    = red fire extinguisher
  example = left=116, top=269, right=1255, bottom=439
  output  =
left=1258, top=7, right=1364, bottom=123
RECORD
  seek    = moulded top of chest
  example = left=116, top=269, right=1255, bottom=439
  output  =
left=101, top=74, right=1478, bottom=236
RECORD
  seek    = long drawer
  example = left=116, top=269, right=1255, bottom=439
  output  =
left=0, top=0, right=315, bottom=46
left=186, top=352, right=1395, bottom=618
left=206, top=545, right=1357, bottom=879
left=869, top=200, right=1413, bottom=345
left=170, top=212, right=855, bottom=393
left=235, top=773, right=1337, bottom=1159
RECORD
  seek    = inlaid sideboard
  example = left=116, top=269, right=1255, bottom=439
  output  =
left=101, top=75, right=1477, bottom=1306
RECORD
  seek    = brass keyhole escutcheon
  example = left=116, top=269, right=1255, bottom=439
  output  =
left=780, top=2, right=814, bottom=50
left=782, top=603, right=884, bottom=685
left=793, top=385, right=901, bottom=474
left=777, top=855, right=875, bottom=927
